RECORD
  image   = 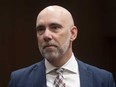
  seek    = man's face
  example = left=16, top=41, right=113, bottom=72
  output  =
left=36, top=10, right=72, bottom=61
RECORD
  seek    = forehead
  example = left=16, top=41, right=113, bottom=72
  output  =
left=36, top=9, right=66, bottom=26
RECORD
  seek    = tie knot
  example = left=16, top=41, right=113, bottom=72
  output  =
left=56, top=68, right=64, bottom=74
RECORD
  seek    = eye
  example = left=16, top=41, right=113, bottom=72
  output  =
left=51, top=25, right=59, bottom=29
left=36, top=25, right=45, bottom=34
left=50, top=23, right=62, bottom=30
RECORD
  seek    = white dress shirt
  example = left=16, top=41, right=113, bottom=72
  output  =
left=45, top=53, right=80, bottom=87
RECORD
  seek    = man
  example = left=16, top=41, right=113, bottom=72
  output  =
left=9, top=5, right=115, bottom=87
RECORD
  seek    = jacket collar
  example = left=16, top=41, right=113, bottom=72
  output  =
left=34, top=59, right=93, bottom=87
left=33, top=60, right=46, bottom=87
left=77, top=59, right=93, bottom=87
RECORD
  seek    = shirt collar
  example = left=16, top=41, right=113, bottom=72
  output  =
left=61, top=53, right=78, bottom=74
left=45, top=58, right=57, bottom=74
left=45, top=53, right=78, bottom=74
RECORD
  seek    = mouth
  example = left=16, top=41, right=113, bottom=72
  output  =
left=43, top=45, right=57, bottom=49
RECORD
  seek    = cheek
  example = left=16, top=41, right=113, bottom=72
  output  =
left=56, top=32, right=70, bottom=45
left=37, top=36, right=43, bottom=44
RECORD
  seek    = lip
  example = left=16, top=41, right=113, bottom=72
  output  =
left=43, top=45, right=56, bottom=49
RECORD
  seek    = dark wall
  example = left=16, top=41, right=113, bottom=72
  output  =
left=0, top=0, right=116, bottom=87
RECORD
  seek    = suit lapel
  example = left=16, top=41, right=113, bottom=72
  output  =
left=77, top=60, right=93, bottom=87
left=33, top=60, right=46, bottom=87
left=31, top=59, right=94, bottom=87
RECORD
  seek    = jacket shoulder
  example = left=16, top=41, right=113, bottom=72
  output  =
left=12, top=60, right=44, bottom=77
left=78, top=59, right=115, bottom=87
left=78, top=60, right=115, bottom=82
left=85, top=62, right=111, bottom=75
left=9, top=60, right=46, bottom=87
left=78, top=59, right=111, bottom=75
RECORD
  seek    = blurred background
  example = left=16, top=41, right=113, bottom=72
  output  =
left=0, top=0, right=116, bottom=87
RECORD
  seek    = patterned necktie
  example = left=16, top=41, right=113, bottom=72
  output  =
left=54, top=68, right=66, bottom=87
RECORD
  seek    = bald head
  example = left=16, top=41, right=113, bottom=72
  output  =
left=36, top=5, right=74, bottom=28
left=36, top=5, right=78, bottom=66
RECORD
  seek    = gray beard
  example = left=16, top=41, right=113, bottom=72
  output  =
left=39, top=33, right=71, bottom=61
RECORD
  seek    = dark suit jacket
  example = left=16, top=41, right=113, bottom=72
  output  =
left=8, top=59, right=116, bottom=87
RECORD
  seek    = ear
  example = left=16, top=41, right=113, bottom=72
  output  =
left=70, top=26, right=78, bottom=41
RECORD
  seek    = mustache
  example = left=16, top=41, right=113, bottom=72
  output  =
left=41, top=42, right=58, bottom=49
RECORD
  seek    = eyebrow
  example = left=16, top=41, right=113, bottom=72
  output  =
left=49, top=23, right=63, bottom=28
left=36, top=24, right=44, bottom=29
left=36, top=22, right=63, bottom=29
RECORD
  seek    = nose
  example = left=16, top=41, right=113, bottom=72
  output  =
left=43, top=29, right=52, bottom=42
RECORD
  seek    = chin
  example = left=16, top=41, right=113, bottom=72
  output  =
left=44, top=53, right=60, bottom=60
